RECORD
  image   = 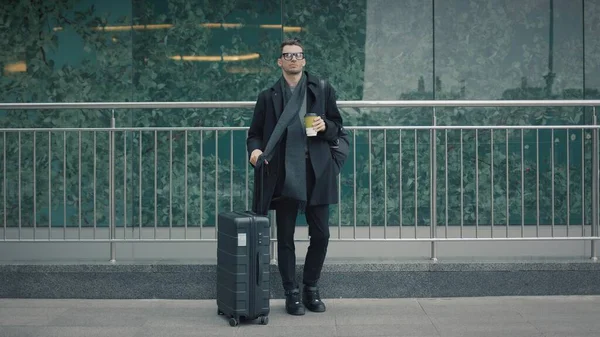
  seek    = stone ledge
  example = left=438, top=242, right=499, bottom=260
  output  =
left=1, top=260, right=599, bottom=299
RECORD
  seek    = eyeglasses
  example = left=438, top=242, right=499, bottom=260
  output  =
left=281, top=52, right=304, bottom=61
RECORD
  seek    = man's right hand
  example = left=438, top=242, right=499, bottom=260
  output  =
left=250, top=149, right=264, bottom=166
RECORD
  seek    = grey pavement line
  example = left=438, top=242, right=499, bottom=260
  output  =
left=333, top=312, right=339, bottom=334
left=416, top=299, right=442, bottom=337
left=516, top=310, right=546, bottom=336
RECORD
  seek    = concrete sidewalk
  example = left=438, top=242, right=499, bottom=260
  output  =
left=0, top=296, right=598, bottom=337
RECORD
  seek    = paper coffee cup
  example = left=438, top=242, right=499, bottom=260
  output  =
left=304, top=113, right=317, bottom=137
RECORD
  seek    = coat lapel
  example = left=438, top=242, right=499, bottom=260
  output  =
left=307, top=77, right=320, bottom=116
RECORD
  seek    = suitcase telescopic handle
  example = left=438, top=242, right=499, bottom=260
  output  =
left=254, top=158, right=266, bottom=215
left=260, top=162, right=264, bottom=213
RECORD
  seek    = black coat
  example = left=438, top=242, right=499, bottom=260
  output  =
left=246, top=72, right=343, bottom=214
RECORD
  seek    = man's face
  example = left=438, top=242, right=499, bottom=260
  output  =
left=278, top=45, right=305, bottom=75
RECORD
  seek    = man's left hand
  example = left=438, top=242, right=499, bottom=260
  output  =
left=313, top=116, right=326, bottom=133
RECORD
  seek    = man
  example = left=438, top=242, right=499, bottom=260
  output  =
left=246, top=38, right=343, bottom=316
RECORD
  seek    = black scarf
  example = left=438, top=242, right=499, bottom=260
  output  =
left=279, top=74, right=308, bottom=205
left=257, top=74, right=309, bottom=214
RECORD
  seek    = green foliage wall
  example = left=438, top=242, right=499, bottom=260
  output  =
left=1, top=0, right=599, bottom=229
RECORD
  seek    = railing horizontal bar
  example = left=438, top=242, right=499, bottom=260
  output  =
left=2, top=125, right=600, bottom=132
left=304, top=237, right=600, bottom=242
left=0, top=127, right=247, bottom=132
left=1, top=100, right=599, bottom=110
left=318, top=237, right=598, bottom=242
left=339, top=100, right=600, bottom=108
left=335, top=125, right=600, bottom=130
left=1, top=236, right=597, bottom=243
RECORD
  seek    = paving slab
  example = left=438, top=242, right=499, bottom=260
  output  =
left=1, top=296, right=599, bottom=337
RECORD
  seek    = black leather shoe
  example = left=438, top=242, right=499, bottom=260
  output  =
left=302, top=286, right=326, bottom=312
left=285, top=289, right=305, bottom=315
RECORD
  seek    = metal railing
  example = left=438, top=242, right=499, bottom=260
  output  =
left=1, top=100, right=599, bottom=263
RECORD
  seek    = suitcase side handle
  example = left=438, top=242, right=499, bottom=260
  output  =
left=256, top=253, right=262, bottom=286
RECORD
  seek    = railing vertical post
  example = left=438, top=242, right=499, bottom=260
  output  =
left=431, top=109, right=438, bottom=261
left=110, top=110, right=116, bottom=263
left=592, top=106, right=598, bottom=262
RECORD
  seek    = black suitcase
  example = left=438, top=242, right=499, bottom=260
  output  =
left=216, top=211, right=270, bottom=326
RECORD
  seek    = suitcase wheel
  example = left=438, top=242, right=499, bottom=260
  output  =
left=228, top=317, right=239, bottom=327
left=259, top=316, right=269, bottom=325
left=217, top=310, right=224, bottom=316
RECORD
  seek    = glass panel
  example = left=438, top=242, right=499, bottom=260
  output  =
left=0, top=0, right=133, bottom=230
left=361, top=0, right=435, bottom=127
left=129, top=0, right=281, bottom=228
left=282, top=0, right=367, bottom=101
left=434, top=0, right=585, bottom=227
left=130, top=0, right=281, bottom=111
left=0, top=0, right=597, bottom=232
left=0, top=0, right=132, bottom=129
left=585, top=0, right=600, bottom=99
left=282, top=0, right=433, bottom=226
left=125, top=113, right=252, bottom=229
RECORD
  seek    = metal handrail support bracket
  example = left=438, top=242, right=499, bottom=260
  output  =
left=430, top=109, right=438, bottom=262
left=110, top=110, right=117, bottom=264
left=592, top=106, right=598, bottom=262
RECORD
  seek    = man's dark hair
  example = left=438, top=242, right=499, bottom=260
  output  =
left=280, top=38, right=303, bottom=54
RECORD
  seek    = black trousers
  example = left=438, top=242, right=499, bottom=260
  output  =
left=274, top=159, right=330, bottom=291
